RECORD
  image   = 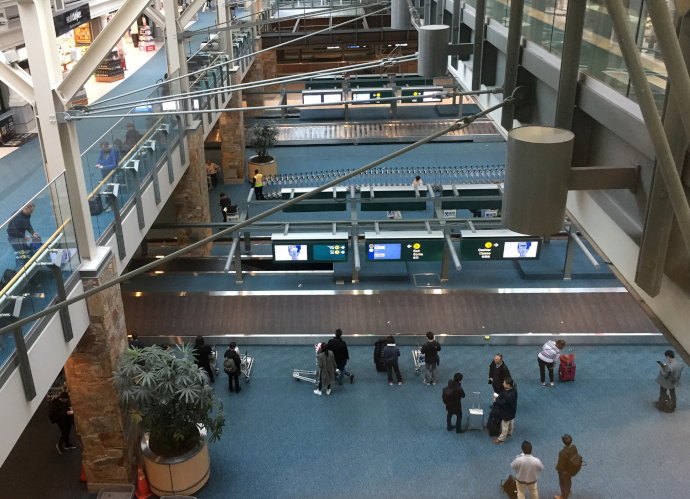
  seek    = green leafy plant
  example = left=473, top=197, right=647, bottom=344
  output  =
left=113, top=345, right=225, bottom=458
left=248, top=122, right=279, bottom=163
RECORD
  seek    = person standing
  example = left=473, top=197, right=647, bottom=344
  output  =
left=49, top=392, right=76, bottom=454
left=95, top=141, right=120, bottom=213
left=314, top=343, right=337, bottom=395
left=129, top=332, right=145, bottom=349
left=537, top=339, right=566, bottom=387
left=383, top=336, right=403, bottom=386
left=442, top=373, right=466, bottom=433
left=510, top=441, right=544, bottom=499
left=252, top=169, right=265, bottom=200
left=224, top=342, right=242, bottom=393
left=492, top=377, right=518, bottom=444
left=421, top=331, right=441, bottom=386
left=193, top=336, right=215, bottom=382
left=655, top=349, right=684, bottom=412
left=412, top=175, right=423, bottom=186
left=489, top=353, right=511, bottom=395
left=6, top=203, right=38, bottom=254
left=219, top=193, right=232, bottom=222
left=206, top=160, right=220, bottom=189
left=555, top=434, right=578, bottom=499
left=327, top=329, right=354, bottom=385
left=124, top=122, right=143, bottom=151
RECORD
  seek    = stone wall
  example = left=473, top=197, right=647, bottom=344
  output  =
left=243, top=39, right=265, bottom=115
left=261, top=49, right=279, bottom=91
left=172, top=125, right=212, bottom=256
left=64, top=256, right=139, bottom=492
left=220, top=70, right=246, bottom=184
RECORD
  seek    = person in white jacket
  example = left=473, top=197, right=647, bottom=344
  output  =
left=537, top=339, right=566, bottom=387
left=511, top=441, right=544, bottom=499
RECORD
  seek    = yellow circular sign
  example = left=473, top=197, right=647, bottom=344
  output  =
left=413, top=243, right=420, bottom=249
left=485, top=242, right=493, bottom=248
left=335, top=245, right=340, bottom=250
left=369, top=244, right=374, bottom=249
left=335, top=250, right=340, bottom=254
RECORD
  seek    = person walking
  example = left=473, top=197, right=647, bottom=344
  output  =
left=493, top=377, right=518, bottom=444
left=314, top=343, right=337, bottom=395
left=224, top=342, right=242, bottom=393
left=655, top=349, right=684, bottom=412
left=49, top=392, right=76, bottom=454
left=383, top=336, right=403, bottom=386
left=538, top=339, right=566, bottom=387
left=219, top=193, right=232, bottom=222
left=421, top=331, right=441, bottom=386
left=510, top=441, right=544, bottom=499
left=252, top=169, right=265, bottom=200
left=193, top=336, right=215, bottom=382
left=489, top=353, right=511, bottom=395
left=442, top=373, right=466, bottom=433
left=555, top=434, right=578, bottom=499
left=327, top=329, right=354, bottom=385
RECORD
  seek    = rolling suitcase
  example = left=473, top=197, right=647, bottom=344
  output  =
left=487, top=405, right=501, bottom=436
left=374, top=338, right=387, bottom=372
left=467, top=392, right=484, bottom=430
left=559, top=353, right=576, bottom=382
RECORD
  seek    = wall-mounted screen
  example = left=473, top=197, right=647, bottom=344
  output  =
left=459, top=230, right=542, bottom=261
left=322, top=93, right=341, bottom=103
left=274, top=244, right=308, bottom=261
left=368, top=243, right=401, bottom=260
left=503, top=241, right=539, bottom=259
left=271, top=233, right=350, bottom=263
left=313, top=244, right=347, bottom=261
left=365, top=231, right=445, bottom=262
left=303, top=94, right=321, bottom=104
left=353, top=93, right=371, bottom=101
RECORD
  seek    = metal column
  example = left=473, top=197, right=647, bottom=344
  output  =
left=162, top=120, right=174, bottom=183
left=124, top=160, right=145, bottom=230
left=441, top=226, right=450, bottom=281
left=500, top=0, right=525, bottom=130
left=562, top=227, right=577, bottom=279
left=451, top=0, right=462, bottom=68
left=145, top=141, right=162, bottom=205
left=554, top=0, right=588, bottom=130
left=234, top=235, right=243, bottom=283
left=351, top=227, right=360, bottom=282
left=472, top=0, right=486, bottom=91
left=48, top=259, right=73, bottom=342
left=106, top=186, right=127, bottom=260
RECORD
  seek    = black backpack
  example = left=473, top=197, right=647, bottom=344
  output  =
left=223, top=352, right=237, bottom=374
left=1, top=269, right=17, bottom=288
left=567, top=451, right=586, bottom=476
left=441, top=386, right=453, bottom=405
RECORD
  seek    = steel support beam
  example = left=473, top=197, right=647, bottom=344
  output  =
left=472, top=0, right=486, bottom=91
left=605, top=0, right=690, bottom=266
left=554, top=0, right=587, bottom=130
left=567, top=166, right=639, bottom=191
left=0, top=62, right=34, bottom=104
left=164, top=0, right=192, bottom=125
left=144, top=5, right=166, bottom=30
left=58, top=0, right=150, bottom=103
left=636, top=12, right=690, bottom=296
left=179, top=0, right=206, bottom=28
left=48, top=260, right=74, bottom=342
left=500, top=0, right=524, bottom=130
left=563, top=226, right=576, bottom=279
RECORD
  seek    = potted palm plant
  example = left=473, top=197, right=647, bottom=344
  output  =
left=247, top=122, right=279, bottom=176
left=113, top=345, right=225, bottom=496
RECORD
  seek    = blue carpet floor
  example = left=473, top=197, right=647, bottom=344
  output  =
left=0, top=345, right=686, bottom=499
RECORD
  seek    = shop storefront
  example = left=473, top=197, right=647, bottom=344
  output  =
left=54, top=3, right=93, bottom=74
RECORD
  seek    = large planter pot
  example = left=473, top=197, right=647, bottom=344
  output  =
left=141, top=433, right=210, bottom=496
left=248, top=155, right=278, bottom=176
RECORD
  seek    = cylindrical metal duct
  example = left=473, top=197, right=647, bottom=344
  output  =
left=417, top=25, right=449, bottom=78
left=391, top=0, right=412, bottom=29
left=502, top=126, right=575, bottom=236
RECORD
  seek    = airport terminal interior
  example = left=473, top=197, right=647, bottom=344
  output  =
left=0, top=0, right=689, bottom=498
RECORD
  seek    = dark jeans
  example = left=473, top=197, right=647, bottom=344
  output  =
left=254, top=186, right=265, bottom=200
left=228, top=372, right=240, bottom=392
left=558, top=472, right=572, bottom=499
left=337, top=364, right=351, bottom=384
left=386, top=360, right=402, bottom=383
left=58, top=422, right=72, bottom=447
left=660, top=386, right=677, bottom=408
left=446, top=411, right=462, bottom=429
left=538, top=357, right=555, bottom=383
left=201, top=365, right=214, bottom=382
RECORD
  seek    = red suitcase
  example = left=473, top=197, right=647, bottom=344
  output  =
left=559, top=353, right=576, bottom=381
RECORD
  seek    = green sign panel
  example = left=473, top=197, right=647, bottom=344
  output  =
left=273, top=241, right=348, bottom=263
left=366, top=238, right=444, bottom=262
left=460, top=237, right=542, bottom=261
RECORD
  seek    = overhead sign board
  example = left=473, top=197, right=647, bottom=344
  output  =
left=54, top=4, right=91, bottom=37
left=271, top=232, right=349, bottom=263
left=365, top=231, right=444, bottom=262
left=460, top=230, right=542, bottom=261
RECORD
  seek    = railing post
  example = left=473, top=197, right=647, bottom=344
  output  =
left=47, top=256, right=74, bottom=342
left=161, top=120, right=174, bottom=183
left=234, top=234, right=243, bottom=283
left=105, top=185, right=127, bottom=260
left=144, top=140, right=162, bottom=205
left=563, top=226, right=576, bottom=279
left=2, top=298, right=37, bottom=401
left=472, top=0, right=486, bottom=91
left=500, top=0, right=524, bottom=130
left=123, top=160, right=145, bottom=229
left=176, top=114, right=186, bottom=164
left=441, top=225, right=450, bottom=282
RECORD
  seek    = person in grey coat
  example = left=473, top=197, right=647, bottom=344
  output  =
left=315, top=343, right=337, bottom=396
left=655, top=349, right=684, bottom=411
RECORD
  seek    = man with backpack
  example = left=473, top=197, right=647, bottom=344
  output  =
left=442, top=373, right=466, bottom=433
left=421, top=331, right=441, bottom=386
left=327, top=329, right=354, bottom=385
left=224, top=342, right=242, bottom=393
left=555, top=434, right=582, bottom=499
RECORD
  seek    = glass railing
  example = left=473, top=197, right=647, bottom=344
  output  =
left=465, top=0, right=673, bottom=112
left=0, top=172, right=80, bottom=371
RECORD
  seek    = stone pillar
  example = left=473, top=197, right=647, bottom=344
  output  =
left=261, top=49, right=279, bottom=91
left=220, top=71, right=246, bottom=184
left=64, top=256, right=139, bottom=493
left=243, top=39, right=265, bottom=115
left=172, top=125, right=213, bottom=256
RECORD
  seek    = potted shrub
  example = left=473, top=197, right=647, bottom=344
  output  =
left=247, top=122, right=279, bottom=176
left=113, top=345, right=225, bottom=496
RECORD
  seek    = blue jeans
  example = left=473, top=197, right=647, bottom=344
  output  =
left=337, top=364, right=351, bottom=384
left=425, top=362, right=437, bottom=384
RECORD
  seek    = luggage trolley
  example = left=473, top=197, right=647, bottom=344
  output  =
left=292, top=343, right=322, bottom=385
left=412, top=345, right=425, bottom=375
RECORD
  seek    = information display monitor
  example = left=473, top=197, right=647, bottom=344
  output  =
left=271, top=233, right=349, bottom=263
left=365, top=231, right=444, bottom=262
left=459, top=230, right=542, bottom=261
left=274, top=244, right=308, bottom=261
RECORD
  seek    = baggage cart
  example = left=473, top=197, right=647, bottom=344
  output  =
left=467, top=391, right=484, bottom=430
left=239, top=350, right=254, bottom=382
left=292, top=343, right=339, bottom=385
left=210, top=347, right=220, bottom=376
left=96, top=485, right=135, bottom=499
left=412, top=345, right=425, bottom=375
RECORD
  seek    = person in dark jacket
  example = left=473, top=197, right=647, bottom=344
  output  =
left=193, top=336, right=215, bottom=382
left=492, top=377, right=517, bottom=444
left=129, top=332, right=145, bottom=349
left=327, top=329, right=354, bottom=385
left=49, top=392, right=76, bottom=454
left=219, top=193, right=232, bottom=222
left=555, top=434, right=578, bottom=499
left=655, top=349, right=684, bottom=412
left=489, top=353, right=511, bottom=395
left=383, top=336, right=403, bottom=385
left=224, top=342, right=242, bottom=393
left=95, top=141, right=120, bottom=213
left=443, top=373, right=466, bottom=433
left=6, top=203, right=38, bottom=253
left=420, top=331, right=441, bottom=386
left=124, top=122, right=143, bottom=151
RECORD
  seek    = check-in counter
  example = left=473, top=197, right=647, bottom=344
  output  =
left=360, top=185, right=429, bottom=212
left=440, top=184, right=503, bottom=211
left=280, top=187, right=348, bottom=212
